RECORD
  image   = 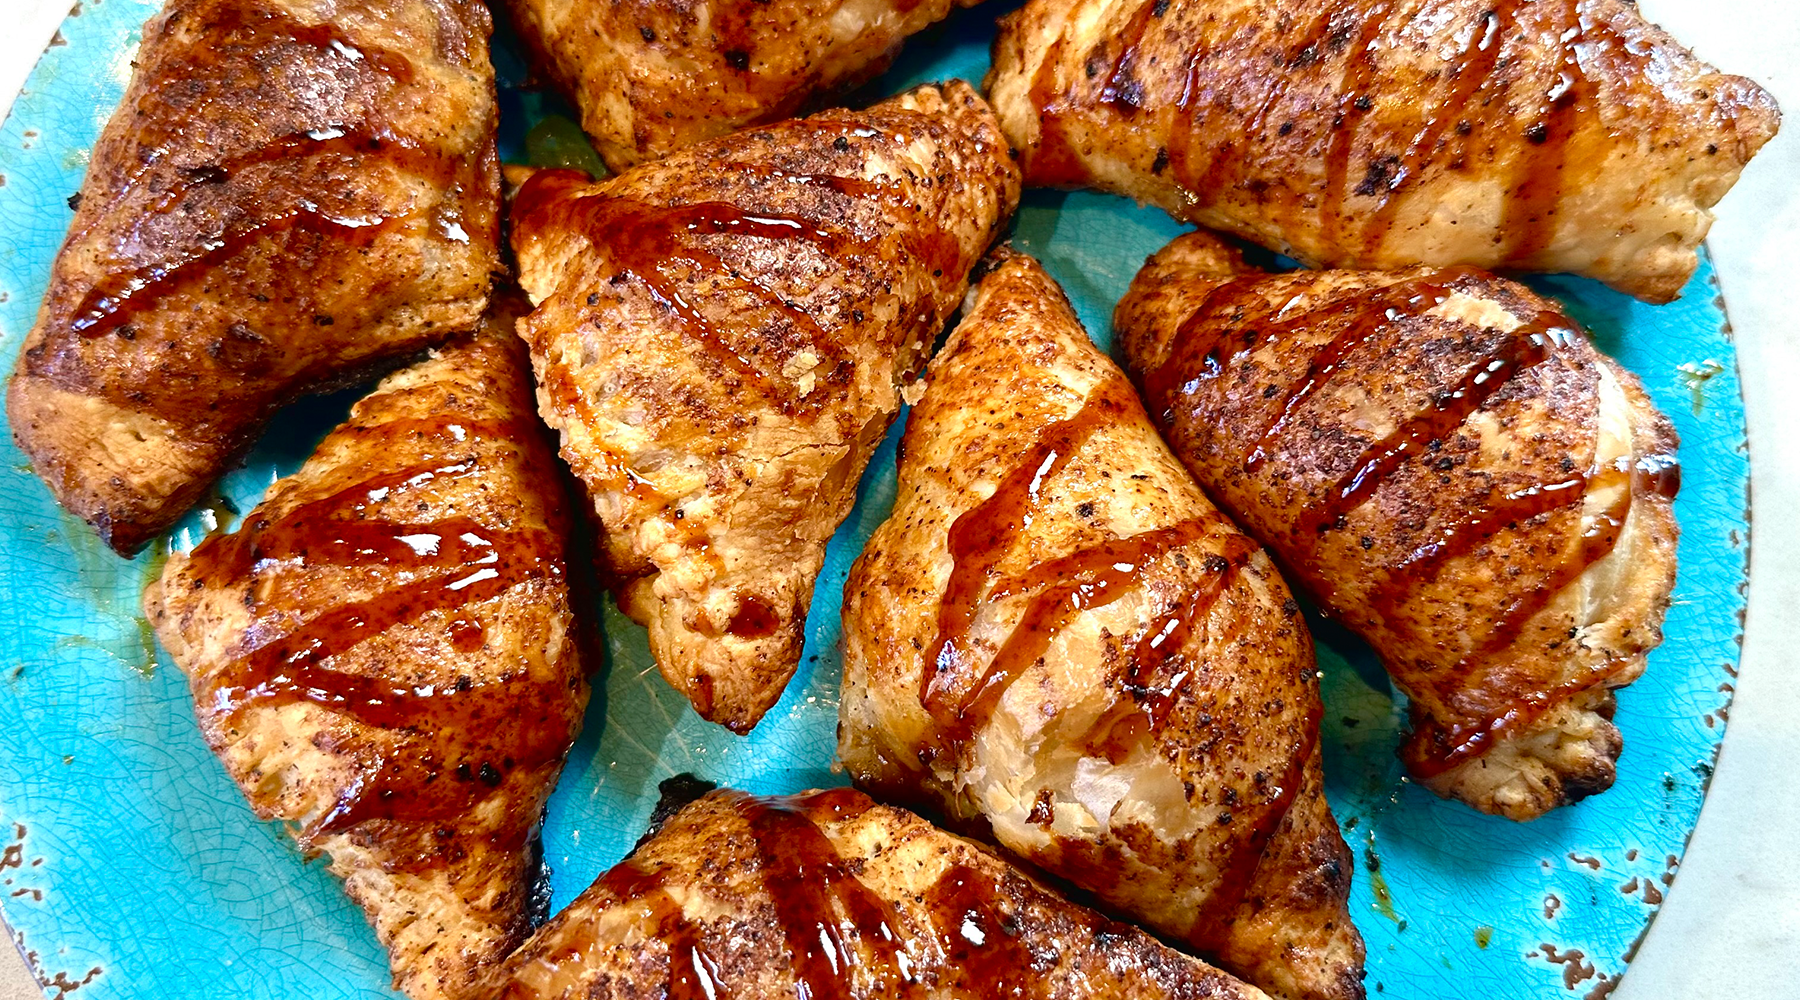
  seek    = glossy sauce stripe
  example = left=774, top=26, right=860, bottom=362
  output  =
left=1082, top=532, right=1263, bottom=764
left=918, top=373, right=1280, bottom=779
left=1142, top=269, right=1679, bottom=774
left=60, top=9, right=449, bottom=340
left=503, top=789, right=1122, bottom=999
left=1406, top=454, right=1679, bottom=776
left=1297, top=309, right=1568, bottom=537
left=1044, top=0, right=1645, bottom=265
left=187, top=413, right=570, bottom=840
left=918, top=383, right=1131, bottom=729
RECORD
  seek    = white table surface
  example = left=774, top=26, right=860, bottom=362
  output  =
left=0, top=1, right=1795, bottom=996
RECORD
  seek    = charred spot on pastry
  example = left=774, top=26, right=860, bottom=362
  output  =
left=1355, top=155, right=1400, bottom=197
left=1558, top=759, right=1618, bottom=804
left=525, top=830, right=554, bottom=927
left=640, top=773, right=720, bottom=847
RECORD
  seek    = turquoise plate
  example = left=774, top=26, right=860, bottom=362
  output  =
left=0, top=1, right=1749, bottom=996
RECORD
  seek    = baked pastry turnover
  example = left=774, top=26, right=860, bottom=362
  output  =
left=840, top=250, right=1363, bottom=1000
left=986, top=0, right=1780, bottom=302
left=495, top=784, right=1274, bottom=1000
left=510, top=0, right=978, bottom=170
left=1116, top=231, right=1680, bottom=821
left=10, top=0, right=502, bottom=553
left=145, top=307, right=585, bottom=1000
left=511, top=82, right=1020, bottom=733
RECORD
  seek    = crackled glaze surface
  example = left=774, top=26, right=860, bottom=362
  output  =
left=0, top=1, right=1748, bottom=998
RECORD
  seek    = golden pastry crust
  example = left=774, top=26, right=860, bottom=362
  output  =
left=986, top=0, right=1780, bottom=302
left=510, top=82, right=1020, bottom=733
left=8, top=0, right=501, bottom=555
left=495, top=786, right=1274, bottom=1000
left=1116, top=231, right=1680, bottom=821
left=510, top=0, right=977, bottom=170
left=144, top=305, right=586, bottom=1000
left=839, top=251, right=1363, bottom=1000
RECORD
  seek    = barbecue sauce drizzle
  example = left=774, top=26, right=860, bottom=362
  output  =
left=512, top=789, right=1123, bottom=998
left=918, top=385, right=1123, bottom=734
left=513, top=126, right=967, bottom=567
left=1082, top=532, right=1264, bottom=764
left=552, top=193, right=856, bottom=415
left=908, top=365, right=1315, bottom=934
left=1042, top=0, right=1643, bottom=265
left=190, top=411, right=573, bottom=839
left=1143, top=268, right=1680, bottom=775
left=522, top=123, right=965, bottom=424
left=64, top=9, right=461, bottom=340
left=1402, top=451, right=1678, bottom=776
left=519, top=790, right=913, bottom=1000
left=918, top=378, right=1256, bottom=759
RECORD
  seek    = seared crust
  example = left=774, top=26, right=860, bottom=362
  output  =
left=986, top=0, right=1780, bottom=302
left=144, top=305, right=586, bottom=1000
left=510, top=0, right=975, bottom=170
left=510, top=82, right=1021, bottom=733
left=495, top=787, right=1273, bottom=999
left=839, top=251, right=1363, bottom=1000
left=9, top=0, right=501, bottom=554
left=1116, top=231, right=1681, bottom=821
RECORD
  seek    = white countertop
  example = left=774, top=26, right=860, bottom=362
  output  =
left=0, top=0, right=1794, bottom=996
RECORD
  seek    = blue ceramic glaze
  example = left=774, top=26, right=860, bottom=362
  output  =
left=0, top=1, right=1747, bottom=996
